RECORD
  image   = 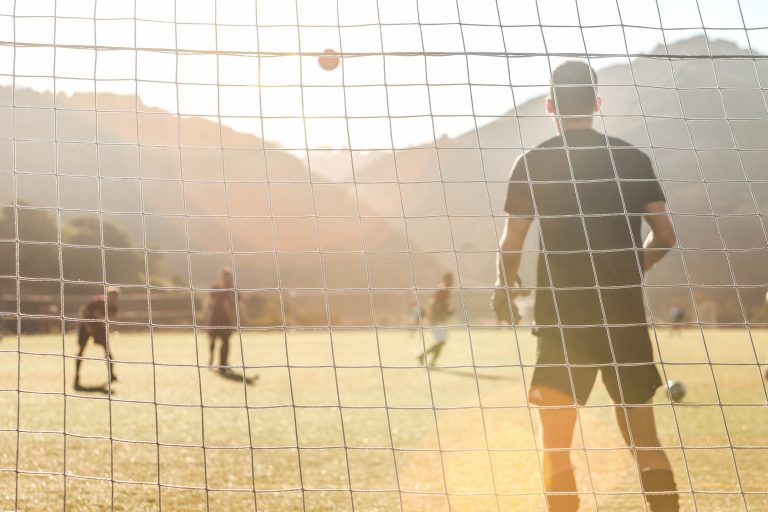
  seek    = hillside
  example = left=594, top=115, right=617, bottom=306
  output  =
left=343, top=36, right=768, bottom=321
left=3, top=36, right=767, bottom=323
left=2, top=87, right=446, bottom=324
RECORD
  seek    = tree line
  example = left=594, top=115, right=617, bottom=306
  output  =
left=0, top=205, right=147, bottom=287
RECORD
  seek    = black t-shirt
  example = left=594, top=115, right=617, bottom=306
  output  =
left=208, top=281, right=238, bottom=327
left=81, top=296, right=119, bottom=322
left=504, top=129, right=665, bottom=328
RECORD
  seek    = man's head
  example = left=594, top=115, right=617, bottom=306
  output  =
left=221, top=267, right=234, bottom=287
left=106, top=286, right=120, bottom=304
left=546, top=60, right=599, bottom=122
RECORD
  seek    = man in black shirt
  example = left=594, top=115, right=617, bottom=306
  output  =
left=495, top=61, right=678, bottom=511
left=75, top=287, right=120, bottom=389
left=205, top=267, right=239, bottom=373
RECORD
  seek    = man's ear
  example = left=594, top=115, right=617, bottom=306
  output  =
left=546, top=97, right=554, bottom=114
left=593, top=96, right=602, bottom=113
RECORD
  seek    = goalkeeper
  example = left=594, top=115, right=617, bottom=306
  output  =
left=496, top=60, right=678, bottom=512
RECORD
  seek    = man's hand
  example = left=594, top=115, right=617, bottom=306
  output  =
left=496, top=217, right=532, bottom=324
left=492, top=287, right=522, bottom=325
left=642, top=201, right=676, bottom=273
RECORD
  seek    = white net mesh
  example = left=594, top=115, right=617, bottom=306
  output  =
left=1, top=0, right=768, bottom=510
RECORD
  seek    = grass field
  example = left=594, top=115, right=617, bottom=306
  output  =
left=0, top=327, right=767, bottom=511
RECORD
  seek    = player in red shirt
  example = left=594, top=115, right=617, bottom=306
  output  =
left=205, top=268, right=239, bottom=374
left=74, top=287, right=120, bottom=389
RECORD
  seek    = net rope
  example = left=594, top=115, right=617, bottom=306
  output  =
left=1, top=0, right=768, bottom=511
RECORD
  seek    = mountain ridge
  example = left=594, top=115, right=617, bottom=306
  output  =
left=2, top=35, right=767, bottom=323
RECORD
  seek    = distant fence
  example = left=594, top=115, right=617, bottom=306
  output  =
left=0, top=285, right=758, bottom=334
left=0, top=287, right=524, bottom=333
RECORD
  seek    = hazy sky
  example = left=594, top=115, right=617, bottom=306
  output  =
left=2, top=0, right=767, bottom=150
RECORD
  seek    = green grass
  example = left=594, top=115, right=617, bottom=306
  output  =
left=0, top=327, right=767, bottom=511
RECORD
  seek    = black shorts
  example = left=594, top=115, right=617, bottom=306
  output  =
left=208, top=328, right=233, bottom=340
left=78, top=322, right=107, bottom=347
left=529, top=326, right=662, bottom=406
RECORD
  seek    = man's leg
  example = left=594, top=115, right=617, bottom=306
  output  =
left=530, top=329, right=599, bottom=512
left=74, top=345, right=85, bottom=388
left=75, top=324, right=90, bottom=388
left=94, top=326, right=117, bottom=383
left=416, top=340, right=437, bottom=364
left=427, top=342, right=445, bottom=366
left=606, top=326, right=678, bottom=512
left=219, top=331, right=231, bottom=371
left=416, top=339, right=441, bottom=366
left=104, top=346, right=118, bottom=382
left=105, top=344, right=117, bottom=383
left=615, top=404, right=679, bottom=512
left=538, top=389, right=580, bottom=512
left=208, top=332, right=217, bottom=367
left=426, top=327, right=447, bottom=365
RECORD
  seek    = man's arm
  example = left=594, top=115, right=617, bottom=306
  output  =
left=496, top=216, right=533, bottom=286
left=642, top=200, right=676, bottom=273
left=493, top=216, right=533, bottom=323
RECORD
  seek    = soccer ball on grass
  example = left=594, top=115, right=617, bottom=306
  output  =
left=666, top=380, right=686, bottom=403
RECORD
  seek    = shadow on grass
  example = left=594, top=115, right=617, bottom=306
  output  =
left=73, top=383, right=111, bottom=394
left=430, top=368, right=507, bottom=380
left=212, top=369, right=259, bottom=386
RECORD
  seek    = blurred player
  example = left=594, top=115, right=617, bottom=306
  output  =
left=205, top=267, right=240, bottom=374
left=417, top=272, right=455, bottom=366
left=74, top=287, right=120, bottom=389
left=496, top=61, right=679, bottom=511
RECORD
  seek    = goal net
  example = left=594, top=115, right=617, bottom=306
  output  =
left=1, top=0, right=767, bottom=510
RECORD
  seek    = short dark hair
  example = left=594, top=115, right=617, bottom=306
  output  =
left=549, top=60, right=598, bottom=116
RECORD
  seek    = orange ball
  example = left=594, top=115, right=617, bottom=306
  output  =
left=318, top=49, right=340, bottom=71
